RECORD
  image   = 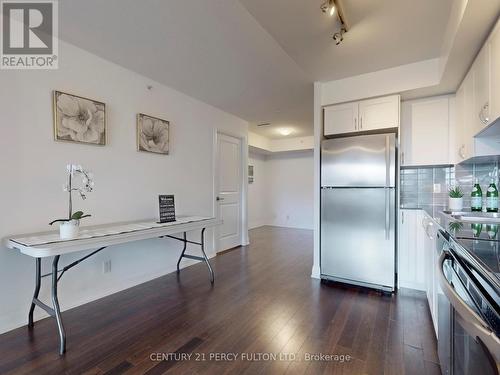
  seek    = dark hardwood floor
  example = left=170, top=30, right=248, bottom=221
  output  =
left=0, top=226, right=440, bottom=375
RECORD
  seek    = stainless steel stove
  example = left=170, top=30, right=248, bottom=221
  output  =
left=436, top=212, right=500, bottom=375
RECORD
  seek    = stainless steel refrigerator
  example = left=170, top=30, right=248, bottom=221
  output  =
left=321, top=133, right=396, bottom=292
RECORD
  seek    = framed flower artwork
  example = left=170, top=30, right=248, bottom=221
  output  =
left=53, top=91, right=106, bottom=145
left=137, top=113, right=169, bottom=155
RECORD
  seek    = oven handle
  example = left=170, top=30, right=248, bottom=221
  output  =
left=437, top=251, right=500, bottom=363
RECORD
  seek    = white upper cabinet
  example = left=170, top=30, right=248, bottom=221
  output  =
left=461, top=73, right=475, bottom=160
left=323, top=102, right=358, bottom=135
left=358, top=95, right=400, bottom=131
left=400, top=96, right=451, bottom=166
left=455, top=84, right=466, bottom=163
left=452, top=70, right=475, bottom=163
left=491, top=20, right=500, bottom=123
left=473, top=43, right=491, bottom=131
left=323, top=95, right=400, bottom=136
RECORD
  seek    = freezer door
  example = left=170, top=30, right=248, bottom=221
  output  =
left=321, top=187, right=395, bottom=289
left=321, top=133, right=395, bottom=187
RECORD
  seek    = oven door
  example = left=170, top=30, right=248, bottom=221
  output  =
left=438, top=252, right=500, bottom=375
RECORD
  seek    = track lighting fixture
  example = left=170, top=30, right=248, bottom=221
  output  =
left=321, top=0, right=348, bottom=45
left=333, top=27, right=346, bottom=45
left=320, top=0, right=336, bottom=16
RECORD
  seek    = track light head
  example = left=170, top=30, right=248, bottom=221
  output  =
left=320, top=0, right=335, bottom=16
left=332, top=27, right=346, bottom=45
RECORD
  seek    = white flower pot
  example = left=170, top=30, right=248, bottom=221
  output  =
left=59, top=220, right=80, bottom=240
left=448, top=197, right=464, bottom=211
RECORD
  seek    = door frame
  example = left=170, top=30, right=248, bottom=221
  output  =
left=212, top=129, right=249, bottom=253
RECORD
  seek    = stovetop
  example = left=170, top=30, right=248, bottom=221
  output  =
left=435, top=210, right=500, bottom=287
left=453, top=222, right=500, bottom=242
left=454, top=237, right=500, bottom=275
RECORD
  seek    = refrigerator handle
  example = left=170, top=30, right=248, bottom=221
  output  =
left=385, top=135, right=390, bottom=187
left=385, top=188, right=390, bottom=240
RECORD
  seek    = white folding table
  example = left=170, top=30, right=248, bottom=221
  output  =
left=4, top=216, right=222, bottom=355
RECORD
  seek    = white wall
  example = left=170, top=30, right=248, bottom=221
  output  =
left=248, top=153, right=269, bottom=228
left=248, top=150, right=313, bottom=231
left=266, top=151, right=314, bottom=229
left=248, top=131, right=313, bottom=153
left=0, top=40, right=248, bottom=334
left=312, top=82, right=322, bottom=278
left=271, top=137, right=314, bottom=153
left=320, top=59, right=440, bottom=106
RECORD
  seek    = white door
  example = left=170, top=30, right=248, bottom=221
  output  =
left=358, top=95, right=400, bottom=131
left=216, top=133, right=242, bottom=251
left=323, top=102, right=358, bottom=136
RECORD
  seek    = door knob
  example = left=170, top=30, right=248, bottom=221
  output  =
left=216, top=196, right=224, bottom=201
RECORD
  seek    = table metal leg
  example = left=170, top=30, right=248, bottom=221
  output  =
left=176, top=232, right=187, bottom=273
left=172, top=228, right=214, bottom=284
left=200, top=228, right=214, bottom=284
left=51, top=255, right=66, bottom=355
left=28, top=258, right=41, bottom=327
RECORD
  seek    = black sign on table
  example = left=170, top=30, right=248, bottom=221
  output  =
left=158, top=195, right=176, bottom=223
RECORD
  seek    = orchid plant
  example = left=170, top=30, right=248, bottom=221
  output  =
left=49, top=164, right=94, bottom=225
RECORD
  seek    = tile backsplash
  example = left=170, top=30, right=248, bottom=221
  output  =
left=400, top=162, right=499, bottom=208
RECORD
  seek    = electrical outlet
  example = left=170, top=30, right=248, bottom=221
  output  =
left=103, top=260, right=112, bottom=274
left=433, top=184, right=441, bottom=194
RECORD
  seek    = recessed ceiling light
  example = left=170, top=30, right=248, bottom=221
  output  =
left=278, top=128, right=293, bottom=136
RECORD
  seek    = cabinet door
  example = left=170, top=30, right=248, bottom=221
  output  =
left=400, top=101, right=412, bottom=166
left=461, top=73, right=475, bottom=160
left=398, top=209, right=426, bottom=290
left=358, top=95, right=400, bottom=131
left=323, top=102, right=358, bottom=136
left=491, top=21, right=500, bottom=123
left=424, top=218, right=439, bottom=337
left=455, top=84, right=466, bottom=162
left=424, top=220, right=434, bottom=320
left=403, top=97, right=449, bottom=166
left=448, top=97, right=458, bottom=165
left=431, top=235, right=439, bottom=337
left=473, top=44, right=491, bottom=131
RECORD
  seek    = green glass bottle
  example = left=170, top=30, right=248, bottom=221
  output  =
left=486, top=178, right=499, bottom=213
left=471, top=223, right=483, bottom=238
left=486, top=224, right=499, bottom=239
left=471, top=178, right=483, bottom=212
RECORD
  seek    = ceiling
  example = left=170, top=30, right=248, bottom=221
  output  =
left=240, top=0, right=453, bottom=83
left=59, top=0, right=314, bottom=139
left=59, top=1, right=496, bottom=139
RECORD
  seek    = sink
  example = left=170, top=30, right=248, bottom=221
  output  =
left=442, top=210, right=500, bottom=223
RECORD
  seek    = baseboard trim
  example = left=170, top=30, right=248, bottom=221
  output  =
left=0, top=253, right=216, bottom=334
left=217, top=245, right=241, bottom=255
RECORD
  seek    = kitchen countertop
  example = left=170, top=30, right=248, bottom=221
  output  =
left=401, top=204, right=500, bottom=289
left=401, top=204, right=446, bottom=221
